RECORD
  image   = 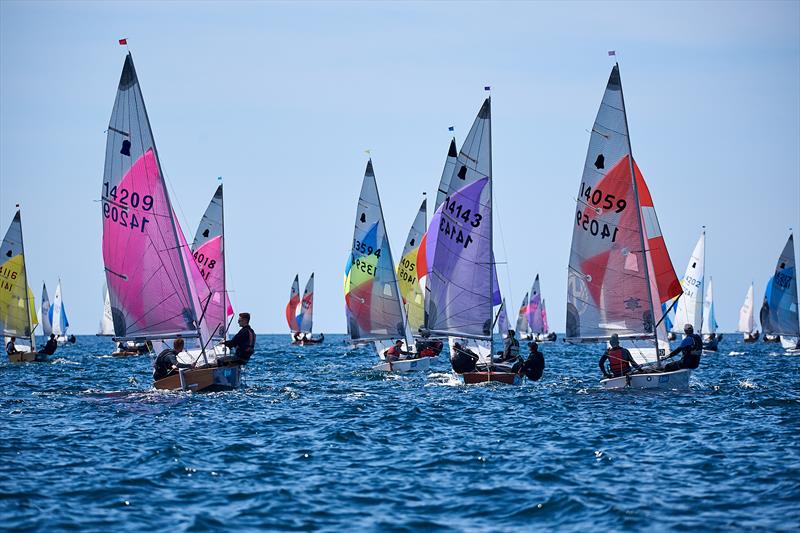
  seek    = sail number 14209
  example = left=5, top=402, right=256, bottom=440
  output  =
left=102, top=182, right=154, bottom=233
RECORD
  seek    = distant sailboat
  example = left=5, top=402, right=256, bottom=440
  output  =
left=191, top=184, right=234, bottom=343
left=701, top=277, right=720, bottom=351
left=672, top=230, right=705, bottom=335
left=292, top=274, right=323, bottom=345
left=40, top=282, right=52, bottom=339
left=101, top=52, right=239, bottom=391
left=50, top=280, right=73, bottom=345
left=515, top=292, right=531, bottom=340
left=496, top=297, right=510, bottom=338
left=529, top=274, right=557, bottom=342
left=738, top=283, right=759, bottom=342
left=2, top=209, right=42, bottom=362
left=760, top=234, right=799, bottom=350
left=98, top=284, right=115, bottom=336
left=565, top=63, right=685, bottom=390
left=344, top=159, right=429, bottom=372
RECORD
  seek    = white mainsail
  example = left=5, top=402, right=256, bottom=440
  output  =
left=99, top=284, right=115, bottom=336
left=672, top=231, right=705, bottom=332
left=40, top=282, right=52, bottom=337
left=51, top=279, right=69, bottom=338
left=701, top=277, right=717, bottom=335
left=738, top=283, right=756, bottom=334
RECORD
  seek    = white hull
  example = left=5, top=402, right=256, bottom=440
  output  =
left=600, top=369, right=691, bottom=390
left=780, top=336, right=799, bottom=350
left=373, top=356, right=432, bottom=373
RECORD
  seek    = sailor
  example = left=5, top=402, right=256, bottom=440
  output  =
left=663, top=324, right=703, bottom=372
left=41, top=334, right=58, bottom=356
left=450, top=341, right=478, bottom=374
left=384, top=339, right=408, bottom=361
left=598, top=334, right=641, bottom=378
left=522, top=341, right=545, bottom=381
left=497, top=329, right=520, bottom=362
left=219, top=312, right=256, bottom=366
left=6, top=336, right=18, bottom=355
left=153, top=337, right=192, bottom=381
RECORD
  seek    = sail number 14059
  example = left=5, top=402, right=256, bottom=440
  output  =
left=575, top=210, right=619, bottom=242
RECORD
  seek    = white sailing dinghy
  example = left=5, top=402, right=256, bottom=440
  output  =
left=738, top=283, right=760, bottom=342
left=671, top=230, right=705, bottom=337
left=293, top=274, right=323, bottom=345
left=496, top=297, right=510, bottom=338
left=701, top=277, right=721, bottom=351
left=51, top=280, right=73, bottom=345
left=98, top=284, right=115, bottom=336
left=760, top=234, right=799, bottom=350
left=2, top=209, right=42, bottom=362
left=39, top=282, right=52, bottom=341
left=101, top=52, right=239, bottom=391
left=565, top=63, right=687, bottom=390
left=344, top=160, right=430, bottom=372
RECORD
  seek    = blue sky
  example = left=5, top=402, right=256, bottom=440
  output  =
left=1, top=1, right=798, bottom=334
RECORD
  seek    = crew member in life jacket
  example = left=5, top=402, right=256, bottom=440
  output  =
left=6, top=336, right=18, bottom=356
left=663, top=323, right=703, bottom=372
left=599, top=334, right=641, bottom=378
left=153, top=337, right=193, bottom=381
left=522, top=341, right=545, bottom=381
left=496, top=330, right=520, bottom=363
left=384, top=339, right=409, bottom=362
left=219, top=312, right=256, bottom=366
left=41, top=334, right=58, bottom=356
left=450, top=341, right=478, bottom=374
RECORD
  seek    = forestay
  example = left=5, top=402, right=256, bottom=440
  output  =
left=423, top=99, right=494, bottom=340
left=101, top=53, right=205, bottom=341
left=0, top=211, right=38, bottom=340
left=760, top=234, right=799, bottom=336
left=344, top=160, right=408, bottom=343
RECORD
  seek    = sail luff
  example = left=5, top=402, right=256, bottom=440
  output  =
left=615, top=62, right=659, bottom=357
left=17, top=210, right=36, bottom=349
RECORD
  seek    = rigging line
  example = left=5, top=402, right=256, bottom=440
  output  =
left=492, top=177, right=513, bottom=310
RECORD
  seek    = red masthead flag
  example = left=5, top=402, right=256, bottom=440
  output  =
left=119, top=38, right=127, bottom=45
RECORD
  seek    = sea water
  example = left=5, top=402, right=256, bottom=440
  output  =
left=1, top=335, right=798, bottom=531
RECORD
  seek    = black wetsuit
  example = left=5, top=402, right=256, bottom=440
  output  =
left=221, top=325, right=256, bottom=365
left=523, top=349, right=545, bottom=381
left=451, top=346, right=478, bottom=374
left=153, top=349, right=191, bottom=380
left=41, top=339, right=58, bottom=356
left=664, top=333, right=703, bottom=372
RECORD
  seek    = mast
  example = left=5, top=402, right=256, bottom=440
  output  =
left=17, top=209, right=36, bottom=350
left=220, top=180, right=229, bottom=340
left=128, top=52, right=205, bottom=348
left=615, top=62, right=660, bottom=365
left=488, top=96, right=494, bottom=341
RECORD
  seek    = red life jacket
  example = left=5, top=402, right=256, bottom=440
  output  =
left=386, top=346, right=400, bottom=356
left=607, top=347, right=629, bottom=375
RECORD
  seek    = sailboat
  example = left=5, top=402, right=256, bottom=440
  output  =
left=344, top=159, right=430, bottom=372
left=738, top=283, right=760, bottom=342
left=2, top=209, right=42, bottom=362
left=672, top=230, right=705, bottom=336
left=760, top=234, right=799, bottom=350
left=421, top=98, right=526, bottom=384
left=700, top=277, right=720, bottom=351
left=496, top=297, right=510, bottom=338
left=515, top=292, right=532, bottom=340
left=98, top=284, right=114, bottom=336
left=529, top=275, right=557, bottom=342
left=565, top=62, right=686, bottom=390
left=191, top=184, right=234, bottom=347
left=50, top=280, right=74, bottom=345
left=397, top=199, right=441, bottom=356
left=101, top=52, right=240, bottom=391
left=40, top=282, right=52, bottom=340
left=289, top=274, right=323, bottom=345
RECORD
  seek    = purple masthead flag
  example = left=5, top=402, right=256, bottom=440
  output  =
left=608, top=50, right=616, bottom=56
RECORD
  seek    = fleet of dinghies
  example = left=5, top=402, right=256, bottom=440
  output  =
left=4, top=47, right=799, bottom=392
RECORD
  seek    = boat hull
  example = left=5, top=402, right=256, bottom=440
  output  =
left=8, top=351, right=48, bottom=363
left=373, top=357, right=431, bottom=373
left=461, top=371, right=521, bottom=385
left=154, top=365, right=241, bottom=392
left=600, top=369, right=691, bottom=390
left=743, top=332, right=760, bottom=343
left=780, top=336, right=800, bottom=350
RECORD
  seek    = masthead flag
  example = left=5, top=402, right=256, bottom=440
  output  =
left=119, top=38, right=128, bottom=45
left=484, top=86, right=491, bottom=91
left=448, top=126, right=454, bottom=132
left=608, top=50, right=616, bottom=56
